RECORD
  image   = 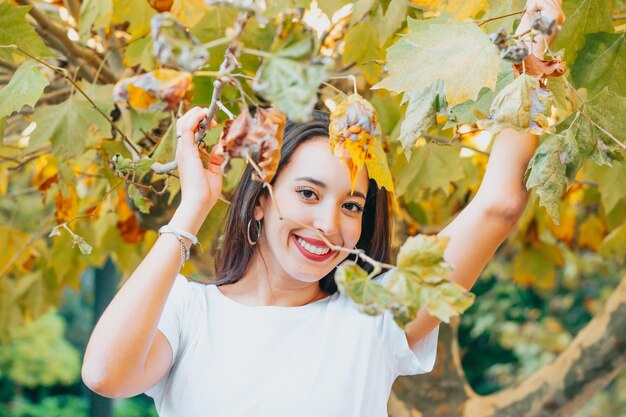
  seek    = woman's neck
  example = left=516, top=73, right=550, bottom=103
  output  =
left=221, top=253, right=329, bottom=307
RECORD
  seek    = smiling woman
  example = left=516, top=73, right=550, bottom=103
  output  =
left=213, top=110, right=392, bottom=302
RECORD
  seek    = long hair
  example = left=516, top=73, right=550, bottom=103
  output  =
left=212, top=110, right=392, bottom=294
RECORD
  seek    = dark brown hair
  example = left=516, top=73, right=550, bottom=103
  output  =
left=212, top=110, right=392, bottom=295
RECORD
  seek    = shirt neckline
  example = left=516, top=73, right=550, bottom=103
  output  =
left=209, top=284, right=335, bottom=311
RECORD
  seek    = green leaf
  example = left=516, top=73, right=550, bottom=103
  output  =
left=601, top=221, right=626, bottom=261
left=334, top=262, right=396, bottom=315
left=342, top=22, right=384, bottom=84
left=124, top=36, right=156, bottom=70
left=0, top=3, right=52, bottom=63
left=380, top=0, right=392, bottom=14
left=552, top=0, right=615, bottom=64
left=387, top=234, right=473, bottom=325
left=572, top=32, right=626, bottom=96
left=110, top=154, right=157, bottom=178
left=373, top=18, right=501, bottom=106
left=583, top=161, right=626, bottom=213
left=524, top=131, right=580, bottom=224
left=397, top=81, right=444, bottom=158
left=524, top=88, right=626, bottom=223
left=152, top=115, right=177, bottom=163
left=26, top=93, right=111, bottom=158
left=254, top=57, right=330, bottom=122
left=128, top=184, right=151, bottom=214
left=0, top=117, right=6, bottom=142
left=581, top=88, right=626, bottom=153
left=397, top=234, right=451, bottom=271
left=396, top=143, right=465, bottom=198
left=0, top=59, right=49, bottom=118
left=316, top=0, right=352, bottom=16
left=421, top=281, right=475, bottom=323
left=78, top=0, right=113, bottom=41
left=111, top=0, right=155, bottom=38
left=478, top=73, right=554, bottom=135
left=371, top=0, right=409, bottom=44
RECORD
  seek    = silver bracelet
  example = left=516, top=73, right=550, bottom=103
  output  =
left=158, top=225, right=198, bottom=267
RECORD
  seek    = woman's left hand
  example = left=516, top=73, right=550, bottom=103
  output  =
left=515, top=0, right=566, bottom=58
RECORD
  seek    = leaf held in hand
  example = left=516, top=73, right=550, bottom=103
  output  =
left=216, top=107, right=287, bottom=182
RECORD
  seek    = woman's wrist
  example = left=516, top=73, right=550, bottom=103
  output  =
left=166, top=201, right=212, bottom=244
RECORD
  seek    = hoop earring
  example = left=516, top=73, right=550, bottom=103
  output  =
left=247, top=219, right=262, bottom=246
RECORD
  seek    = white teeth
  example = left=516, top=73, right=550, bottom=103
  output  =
left=296, top=237, right=329, bottom=255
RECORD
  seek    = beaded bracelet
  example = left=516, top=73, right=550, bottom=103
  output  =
left=157, top=225, right=199, bottom=268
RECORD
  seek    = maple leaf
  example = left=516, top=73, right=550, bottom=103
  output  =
left=334, top=262, right=396, bottom=315
left=0, top=3, right=53, bottom=64
left=0, top=59, right=49, bottom=119
left=328, top=94, right=396, bottom=201
left=216, top=107, right=286, bottom=183
left=373, top=18, right=500, bottom=106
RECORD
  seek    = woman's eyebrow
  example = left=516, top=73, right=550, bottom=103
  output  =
left=295, top=176, right=366, bottom=200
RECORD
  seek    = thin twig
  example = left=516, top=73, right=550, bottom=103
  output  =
left=16, top=0, right=116, bottom=83
left=475, top=9, right=526, bottom=27
left=14, top=46, right=142, bottom=160
left=151, top=12, right=251, bottom=175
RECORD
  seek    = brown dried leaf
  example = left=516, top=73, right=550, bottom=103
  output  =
left=216, top=107, right=286, bottom=182
left=513, top=54, right=567, bottom=85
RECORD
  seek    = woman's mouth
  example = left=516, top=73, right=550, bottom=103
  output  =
left=291, top=234, right=336, bottom=262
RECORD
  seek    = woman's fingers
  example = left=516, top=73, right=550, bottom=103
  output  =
left=176, top=107, right=208, bottom=158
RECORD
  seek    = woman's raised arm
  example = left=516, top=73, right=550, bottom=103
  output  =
left=402, top=0, right=565, bottom=348
left=81, top=107, right=223, bottom=398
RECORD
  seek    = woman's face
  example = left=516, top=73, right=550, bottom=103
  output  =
left=253, top=136, right=370, bottom=285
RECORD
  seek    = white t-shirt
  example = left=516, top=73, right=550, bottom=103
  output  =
left=144, top=268, right=439, bottom=417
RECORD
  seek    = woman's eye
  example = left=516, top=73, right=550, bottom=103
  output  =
left=344, top=203, right=364, bottom=213
left=297, top=189, right=317, bottom=200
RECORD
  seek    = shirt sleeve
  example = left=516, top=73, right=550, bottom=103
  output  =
left=144, top=273, right=192, bottom=398
left=373, top=269, right=440, bottom=377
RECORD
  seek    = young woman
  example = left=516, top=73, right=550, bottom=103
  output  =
left=82, top=1, right=564, bottom=415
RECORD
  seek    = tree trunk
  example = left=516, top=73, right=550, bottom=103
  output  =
left=389, top=274, right=626, bottom=417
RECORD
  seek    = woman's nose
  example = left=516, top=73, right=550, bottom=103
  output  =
left=313, top=203, right=340, bottom=237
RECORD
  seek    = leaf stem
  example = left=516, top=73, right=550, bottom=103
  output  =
left=475, top=9, right=526, bottom=27
left=240, top=47, right=272, bottom=59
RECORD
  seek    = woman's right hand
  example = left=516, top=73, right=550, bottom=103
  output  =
left=175, top=107, right=224, bottom=212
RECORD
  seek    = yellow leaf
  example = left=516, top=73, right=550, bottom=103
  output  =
left=54, top=185, right=79, bottom=224
left=329, top=94, right=398, bottom=213
left=126, top=84, right=157, bottom=111
left=171, top=0, right=209, bottom=27
left=329, top=94, right=394, bottom=193
left=546, top=202, right=576, bottom=246
left=513, top=242, right=564, bottom=291
left=577, top=214, right=606, bottom=252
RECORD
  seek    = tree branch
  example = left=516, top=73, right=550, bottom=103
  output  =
left=468, top=274, right=626, bottom=417
left=16, top=0, right=117, bottom=84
